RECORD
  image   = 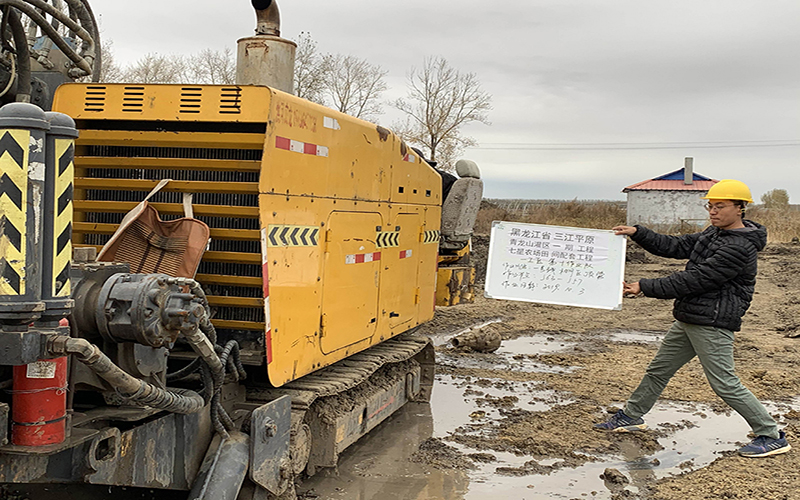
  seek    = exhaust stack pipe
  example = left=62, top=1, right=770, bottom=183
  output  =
left=253, top=0, right=281, bottom=36
left=236, top=0, right=296, bottom=93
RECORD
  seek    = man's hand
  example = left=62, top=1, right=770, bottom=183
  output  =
left=613, top=225, right=637, bottom=236
left=623, top=281, right=641, bottom=295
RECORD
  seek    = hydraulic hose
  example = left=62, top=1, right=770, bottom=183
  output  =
left=55, top=274, right=246, bottom=437
left=183, top=321, right=237, bottom=437
left=183, top=322, right=225, bottom=391
left=161, top=277, right=246, bottom=437
left=62, top=0, right=98, bottom=77
left=0, top=0, right=94, bottom=75
left=47, top=336, right=206, bottom=414
left=75, top=0, right=100, bottom=80
left=219, top=340, right=247, bottom=381
left=5, top=7, right=30, bottom=101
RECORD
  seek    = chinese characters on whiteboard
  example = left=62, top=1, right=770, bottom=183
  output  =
left=500, top=227, right=610, bottom=297
left=485, top=222, right=625, bottom=310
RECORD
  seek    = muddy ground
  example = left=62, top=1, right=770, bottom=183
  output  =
left=401, top=238, right=800, bottom=500
left=5, top=240, right=799, bottom=500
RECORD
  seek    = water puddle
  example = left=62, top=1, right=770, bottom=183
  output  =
left=498, top=335, right=577, bottom=355
left=431, top=374, right=574, bottom=436
left=604, top=329, right=665, bottom=344
left=437, top=334, right=579, bottom=374
left=300, top=380, right=800, bottom=500
left=298, top=329, right=800, bottom=500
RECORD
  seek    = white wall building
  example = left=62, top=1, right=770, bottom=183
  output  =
left=623, top=158, right=718, bottom=228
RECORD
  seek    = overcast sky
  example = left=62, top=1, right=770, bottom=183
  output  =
left=91, top=0, right=799, bottom=201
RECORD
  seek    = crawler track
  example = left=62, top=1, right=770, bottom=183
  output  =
left=247, top=332, right=433, bottom=410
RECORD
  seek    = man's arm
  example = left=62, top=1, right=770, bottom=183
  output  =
left=627, top=225, right=703, bottom=260
left=638, top=241, right=754, bottom=299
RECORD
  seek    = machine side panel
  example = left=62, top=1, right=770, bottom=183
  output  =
left=261, top=90, right=441, bottom=387
left=319, top=211, right=382, bottom=354
left=262, top=196, right=440, bottom=387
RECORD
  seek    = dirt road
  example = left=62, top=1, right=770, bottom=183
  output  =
left=302, top=239, right=800, bottom=500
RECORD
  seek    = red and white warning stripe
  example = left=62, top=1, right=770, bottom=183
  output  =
left=276, top=136, right=329, bottom=157
left=259, top=228, right=273, bottom=364
left=402, top=153, right=416, bottom=163
left=345, top=251, right=382, bottom=264
left=399, top=249, right=413, bottom=259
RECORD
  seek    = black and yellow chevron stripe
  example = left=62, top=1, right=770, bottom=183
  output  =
left=52, top=138, right=74, bottom=298
left=376, top=231, right=399, bottom=248
left=0, top=129, right=30, bottom=296
left=267, top=225, right=320, bottom=247
left=422, top=230, right=440, bottom=244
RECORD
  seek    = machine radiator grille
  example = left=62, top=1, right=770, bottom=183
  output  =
left=72, top=124, right=268, bottom=359
left=85, top=145, right=263, bottom=161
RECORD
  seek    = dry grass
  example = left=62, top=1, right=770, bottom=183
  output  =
left=474, top=200, right=626, bottom=235
left=475, top=201, right=800, bottom=243
left=746, top=207, right=800, bottom=243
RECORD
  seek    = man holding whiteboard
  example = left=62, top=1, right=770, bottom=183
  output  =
left=593, top=179, right=791, bottom=458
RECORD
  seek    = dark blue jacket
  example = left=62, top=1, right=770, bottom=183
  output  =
left=631, top=220, right=767, bottom=331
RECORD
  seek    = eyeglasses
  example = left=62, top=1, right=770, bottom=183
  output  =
left=705, top=203, right=735, bottom=212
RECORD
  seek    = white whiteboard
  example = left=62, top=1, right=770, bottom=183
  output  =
left=484, top=222, right=627, bottom=310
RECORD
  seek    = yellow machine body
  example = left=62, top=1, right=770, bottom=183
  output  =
left=436, top=245, right=476, bottom=306
left=52, top=83, right=442, bottom=387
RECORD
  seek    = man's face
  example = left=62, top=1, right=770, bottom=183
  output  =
left=706, top=199, right=742, bottom=229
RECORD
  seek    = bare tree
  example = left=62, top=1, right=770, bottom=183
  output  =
left=292, top=32, right=326, bottom=104
left=393, top=56, right=491, bottom=171
left=321, top=54, right=387, bottom=121
left=114, top=47, right=234, bottom=85
left=188, top=48, right=236, bottom=85
left=97, top=39, right=123, bottom=83
left=122, top=53, right=188, bottom=84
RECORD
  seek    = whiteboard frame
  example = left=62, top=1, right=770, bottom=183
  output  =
left=484, top=221, right=627, bottom=311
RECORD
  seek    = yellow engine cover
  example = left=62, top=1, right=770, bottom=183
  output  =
left=53, top=83, right=442, bottom=387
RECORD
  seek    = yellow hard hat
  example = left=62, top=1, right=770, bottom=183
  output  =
left=702, top=179, right=753, bottom=203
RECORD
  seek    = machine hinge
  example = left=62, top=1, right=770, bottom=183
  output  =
left=414, top=287, right=420, bottom=304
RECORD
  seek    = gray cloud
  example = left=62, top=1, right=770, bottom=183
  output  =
left=92, top=0, right=800, bottom=201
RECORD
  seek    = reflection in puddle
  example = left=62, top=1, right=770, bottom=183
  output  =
left=300, top=402, right=470, bottom=500
left=498, top=335, right=577, bottom=355
left=438, top=352, right=579, bottom=374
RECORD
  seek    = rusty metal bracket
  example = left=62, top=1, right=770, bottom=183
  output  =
left=249, top=395, right=291, bottom=495
left=84, top=427, right=121, bottom=483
